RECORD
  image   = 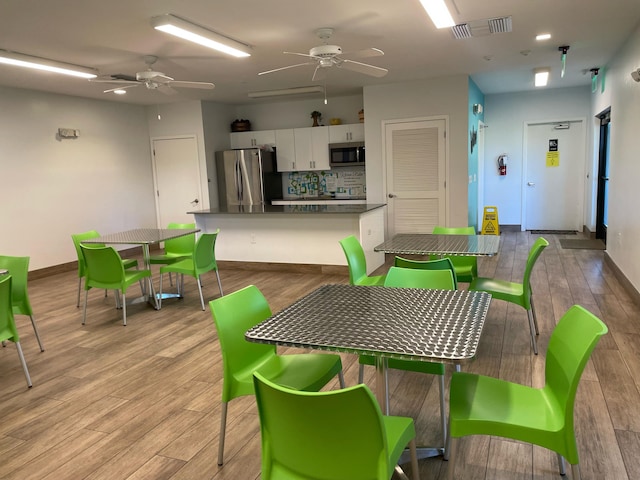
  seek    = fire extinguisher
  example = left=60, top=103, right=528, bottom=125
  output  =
left=497, top=154, right=508, bottom=175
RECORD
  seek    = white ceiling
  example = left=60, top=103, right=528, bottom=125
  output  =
left=2, top=0, right=639, bottom=105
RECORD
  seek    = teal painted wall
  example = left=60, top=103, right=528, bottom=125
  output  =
left=468, top=78, right=485, bottom=230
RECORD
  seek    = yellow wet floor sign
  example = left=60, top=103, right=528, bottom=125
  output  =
left=481, top=206, right=500, bottom=235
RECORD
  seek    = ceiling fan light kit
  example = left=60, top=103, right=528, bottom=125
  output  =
left=150, top=14, right=251, bottom=58
left=0, top=49, right=97, bottom=78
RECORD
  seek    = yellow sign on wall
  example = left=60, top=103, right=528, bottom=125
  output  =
left=546, top=151, right=560, bottom=167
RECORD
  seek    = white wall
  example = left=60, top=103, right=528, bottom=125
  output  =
left=483, top=87, right=591, bottom=226
left=0, top=86, right=154, bottom=270
left=363, top=75, right=469, bottom=226
left=590, top=23, right=640, bottom=291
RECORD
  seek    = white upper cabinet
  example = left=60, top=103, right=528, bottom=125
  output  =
left=275, top=129, right=296, bottom=172
left=328, top=123, right=364, bottom=143
left=294, top=127, right=330, bottom=171
left=230, top=130, right=276, bottom=149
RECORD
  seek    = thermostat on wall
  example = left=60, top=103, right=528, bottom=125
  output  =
left=58, top=128, right=80, bottom=138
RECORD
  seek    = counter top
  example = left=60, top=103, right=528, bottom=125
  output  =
left=188, top=204, right=386, bottom=215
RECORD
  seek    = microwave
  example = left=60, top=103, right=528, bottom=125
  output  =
left=329, top=142, right=365, bottom=167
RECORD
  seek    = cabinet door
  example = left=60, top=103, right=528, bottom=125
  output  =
left=348, top=123, right=365, bottom=142
left=253, top=130, right=276, bottom=147
left=275, top=129, right=296, bottom=171
left=230, top=131, right=254, bottom=149
left=328, top=124, right=350, bottom=143
left=294, top=128, right=313, bottom=170
left=310, top=126, right=330, bottom=170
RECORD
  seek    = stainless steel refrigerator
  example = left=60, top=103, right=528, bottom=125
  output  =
left=213, top=148, right=281, bottom=207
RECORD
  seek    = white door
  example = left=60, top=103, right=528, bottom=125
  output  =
left=152, top=136, right=203, bottom=226
left=385, top=119, right=446, bottom=237
left=524, top=121, right=585, bottom=231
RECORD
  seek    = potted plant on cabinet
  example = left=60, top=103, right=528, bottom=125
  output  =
left=310, top=111, right=322, bottom=127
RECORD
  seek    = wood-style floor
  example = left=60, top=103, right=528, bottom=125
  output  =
left=1, top=231, right=638, bottom=479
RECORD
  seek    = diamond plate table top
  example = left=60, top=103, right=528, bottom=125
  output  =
left=82, top=228, right=199, bottom=245
left=246, top=284, right=492, bottom=364
left=374, top=234, right=500, bottom=256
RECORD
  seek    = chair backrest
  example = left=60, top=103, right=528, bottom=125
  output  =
left=394, top=256, right=458, bottom=289
left=432, top=226, right=476, bottom=235
left=209, top=285, right=276, bottom=401
left=80, top=245, right=125, bottom=290
left=384, top=266, right=456, bottom=290
left=0, top=275, right=20, bottom=343
left=0, top=255, right=32, bottom=315
left=194, top=230, right=219, bottom=274
left=253, top=372, right=391, bottom=480
left=544, top=304, right=608, bottom=462
left=522, top=237, right=549, bottom=306
left=339, top=235, right=367, bottom=285
left=164, top=222, right=196, bottom=256
left=71, top=230, right=101, bottom=278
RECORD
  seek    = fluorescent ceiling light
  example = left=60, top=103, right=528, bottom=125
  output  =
left=151, top=14, right=251, bottom=58
left=113, top=89, right=127, bottom=95
left=419, top=0, right=455, bottom=29
left=534, top=67, right=550, bottom=87
left=536, top=33, right=551, bottom=41
left=248, top=86, right=324, bottom=98
left=0, top=50, right=97, bottom=78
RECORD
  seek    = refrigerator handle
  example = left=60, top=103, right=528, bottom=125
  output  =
left=235, top=159, right=242, bottom=203
left=239, top=154, right=254, bottom=205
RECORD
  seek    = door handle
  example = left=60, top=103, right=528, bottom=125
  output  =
left=191, top=199, right=199, bottom=205
left=527, top=182, right=535, bottom=186
left=388, top=193, right=397, bottom=198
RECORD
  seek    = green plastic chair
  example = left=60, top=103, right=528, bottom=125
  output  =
left=0, top=256, right=44, bottom=352
left=0, top=275, right=32, bottom=388
left=469, top=236, right=549, bottom=355
left=431, top=226, right=478, bottom=283
left=158, top=231, right=223, bottom=310
left=71, top=230, right=139, bottom=308
left=149, top=223, right=196, bottom=286
left=359, top=266, right=455, bottom=451
left=394, top=256, right=458, bottom=289
left=445, top=305, right=608, bottom=480
left=253, top=372, right=419, bottom=480
left=339, top=235, right=386, bottom=286
left=210, top=285, right=345, bottom=466
left=80, top=245, right=151, bottom=326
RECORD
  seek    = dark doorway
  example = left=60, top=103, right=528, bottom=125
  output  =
left=595, top=109, right=610, bottom=243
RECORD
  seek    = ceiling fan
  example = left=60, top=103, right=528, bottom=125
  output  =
left=259, top=28, right=388, bottom=81
left=90, top=55, right=215, bottom=94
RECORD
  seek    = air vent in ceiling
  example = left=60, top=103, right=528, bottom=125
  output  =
left=451, top=16, right=512, bottom=39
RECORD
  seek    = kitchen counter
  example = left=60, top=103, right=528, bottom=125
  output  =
left=188, top=204, right=385, bottom=215
left=189, top=204, right=386, bottom=272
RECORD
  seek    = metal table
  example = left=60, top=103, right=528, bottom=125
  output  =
left=245, top=283, right=491, bottom=459
left=374, top=233, right=500, bottom=256
left=83, top=228, right=199, bottom=308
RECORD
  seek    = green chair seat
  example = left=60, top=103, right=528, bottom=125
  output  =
left=339, top=235, right=386, bottom=286
left=431, top=226, right=478, bottom=283
left=446, top=304, right=608, bottom=480
left=148, top=222, right=196, bottom=267
left=253, top=372, right=420, bottom=480
left=210, top=285, right=345, bottom=466
left=0, top=275, right=32, bottom=388
left=469, top=236, right=549, bottom=354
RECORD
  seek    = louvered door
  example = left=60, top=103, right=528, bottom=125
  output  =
left=385, top=119, right=446, bottom=237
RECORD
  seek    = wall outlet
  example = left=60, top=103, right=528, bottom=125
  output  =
left=250, top=233, right=256, bottom=244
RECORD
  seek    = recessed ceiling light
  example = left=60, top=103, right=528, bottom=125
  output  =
left=536, top=33, right=551, bottom=41
left=534, top=67, right=550, bottom=87
left=113, top=89, right=127, bottom=95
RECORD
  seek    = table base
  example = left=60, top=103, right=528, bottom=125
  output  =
left=400, top=446, right=444, bottom=464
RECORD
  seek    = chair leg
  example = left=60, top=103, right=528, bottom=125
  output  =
left=409, top=437, right=420, bottom=480
left=122, top=293, right=127, bottom=326
left=557, top=453, right=566, bottom=475
left=158, top=274, right=164, bottom=310
left=530, top=293, right=540, bottom=334
left=438, top=374, right=447, bottom=451
left=76, top=277, right=82, bottom=308
left=358, top=363, right=365, bottom=384
left=571, top=463, right=581, bottom=480
left=29, top=315, right=44, bottom=352
left=527, top=309, right=539, bottom=355
left=196, top=275, right=205, bottom=311
left=15, top=341, right=32, bottom=388
left=445, top=437, right=457, bottom=479
left=215, top=269, right=224, bottom=297
left=218, top=402, right=228, bottom=465
left=82, top=290, right=89, bottom=325
left=338, top=370, right=346, bottom=388
left=444, top=418, right=452, bottom=461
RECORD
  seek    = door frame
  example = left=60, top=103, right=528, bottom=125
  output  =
left=381, top=115, right=450, bottom=238
left=150, top=134, right=204, bottom=228
left=595, top=109, right=611, bottom=242
left=477, top=120, right=486, bottom=231
left=521, top=117, right=587, bottom=231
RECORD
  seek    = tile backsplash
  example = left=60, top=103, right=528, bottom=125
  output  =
left=282, top=167, right=366, bottom=199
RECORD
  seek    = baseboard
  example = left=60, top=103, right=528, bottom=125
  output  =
left=217, top=260, right=348, bottom=275
left=583, top=225, right=596, bottom=239
left=499, top=224, right=521, bottom=232
left=604, top=252, right=640, bottom=306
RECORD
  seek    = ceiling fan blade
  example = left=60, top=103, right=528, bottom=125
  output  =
left=168, top=81, right=215, bottom=90
left=339, top=59, right=388, bottom=78
left=90, top=79, right=139, bottom=85
left=312, top=65, right=328, bottom=82
left=103, top=84, right=140, bottom=93
left=258, top=62, right=315, bottom=76
left=158, top=85, right=179, bottom=96
left=341, top=47, right=384, bottom=58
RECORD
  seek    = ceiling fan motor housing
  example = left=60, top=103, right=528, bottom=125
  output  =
left=309, top=44, right=342, bottom=58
